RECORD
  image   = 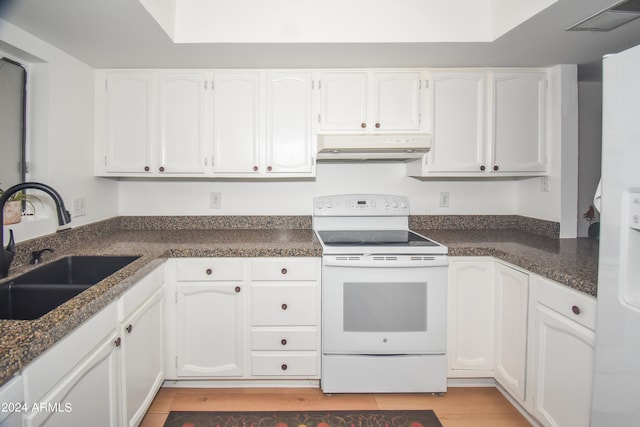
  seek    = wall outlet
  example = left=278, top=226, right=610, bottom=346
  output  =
left=540, top=176, right=550, bottom=192
left=439, top=192, right=450, bottom=208
left=72, top=197, right=86, bottom=217
left=210, top=192, right=222, bottom=209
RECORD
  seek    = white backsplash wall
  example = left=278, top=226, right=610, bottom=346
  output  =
left=118, top=162, right=520, bottom=216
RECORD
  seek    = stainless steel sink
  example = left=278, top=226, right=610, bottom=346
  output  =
left=0, top=256, right=139, bottom=320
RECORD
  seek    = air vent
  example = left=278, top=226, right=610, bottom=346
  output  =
left=566, top=0, right=640, bottom=31
left=372, top=256, right=399, bottom=262
left=410, top=256, right=436, bottom=261
left=336, top=256, right=361, bottom=261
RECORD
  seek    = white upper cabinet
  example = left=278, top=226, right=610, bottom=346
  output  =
left=407, top=69, right=548, bottom=177
left=211, top=72, right=261, bottom=175
left=422, top=71, right=486, bottom=173
left=265, top=72, right=315, bottom=174
left=157, top=72, right=208, bottom=174
left=318, top=71, right=424, bottom=133
left=489, top=72, right=547, bottom=173
left=99, top=72, right=154, bottom=174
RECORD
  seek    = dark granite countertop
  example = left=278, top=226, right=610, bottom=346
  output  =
left=0, top=221, right=598, bottom=387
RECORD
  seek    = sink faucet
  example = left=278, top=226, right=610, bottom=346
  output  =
left=1, top=182, right=72, bottom=278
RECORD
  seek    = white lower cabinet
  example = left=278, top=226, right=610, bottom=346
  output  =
left=21, top=265, right=165, bottom=427
left=165, top=257, right=321, bottom=380
left=448, top=257, right=596, bottom=426
left=494, top=262, right=529, bottom=403
left=531, top=276, right=596, bottom=427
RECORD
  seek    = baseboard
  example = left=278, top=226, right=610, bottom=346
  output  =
left=162, top=379, right=320, bottom=388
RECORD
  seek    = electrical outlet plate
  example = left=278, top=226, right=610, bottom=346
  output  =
left=210, top=192, right=222, bottom=209
left=439, top=192, right=450, bottom=208
left=72, top=197, right=86, bottom=217
left=541, top=176, right=550, bottom=192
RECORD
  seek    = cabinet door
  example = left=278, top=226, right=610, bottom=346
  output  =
left=319, top=72, right=368, bottom=131
left=532, top=304, right=594, bottom=427
left=372, top=72, right=422, bottom=131
left=427, top=72, right=486, bottom=172
left=157, top=73, right=207, bottom=174
left=25, top=331, right=120, bottom=427
left=494, top=262, right=529, bottom=402
left=265, top=72, right=314, bottom=174
left=176, top=283, right=243, bottom=376
left=490, top=72, right=546, bottom=172
left=447, top=259, right=495, bottom=376
left=104, top=73, right=154, bottom=174
left=121, top=288, right=164, bottom=427
left=212, top=73, right=261, bottom=174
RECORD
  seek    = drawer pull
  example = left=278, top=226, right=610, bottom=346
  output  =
left=572, top=305, right=581, bottom=315
left=281, top=303, right=288, bottom=310
left=206, top=268, right=213, bottom=275
left=281, top=268, right=288, bottom=275
left=114, top=337, right=122, bottom=347
left=281, top=339, right=287, bottom=346
left=281, top=364, right=288, bottom=371
left=126, top=324, right=133, bottom=334
left=235, top=286, right=241, bottom=293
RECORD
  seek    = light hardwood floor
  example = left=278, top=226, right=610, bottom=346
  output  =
left=140, top=387, right=532, bottom=427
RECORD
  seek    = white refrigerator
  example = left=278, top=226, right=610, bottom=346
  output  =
left=592, top=42, right=640, bottom=425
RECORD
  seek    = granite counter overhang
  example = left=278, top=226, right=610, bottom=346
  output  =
left=0, top=226, right=598, bottom=386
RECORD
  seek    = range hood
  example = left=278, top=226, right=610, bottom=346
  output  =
left=317, top=134, right=431, bottom=161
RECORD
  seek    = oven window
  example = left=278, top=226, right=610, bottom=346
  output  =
left=343, top=282, right=427, bottom=332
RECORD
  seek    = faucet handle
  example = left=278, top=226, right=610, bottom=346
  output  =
left=5, top=230, right=15, bottom=254
left=30, top=248, right=54, bottom=265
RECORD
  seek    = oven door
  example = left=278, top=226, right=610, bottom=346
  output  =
left=322, top=255, right=447, bottom=355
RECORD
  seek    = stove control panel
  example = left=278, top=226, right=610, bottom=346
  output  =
left=314, top=194, right=410, bottom=216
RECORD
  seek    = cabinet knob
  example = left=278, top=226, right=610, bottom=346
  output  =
left=480, top=165, right=486, bottom=171
left=253, top=165, right=259, bottom=172
left=126, top=324, right=133, bottom=334
left=114, top=337, right=122, bottom=347
left=281, top=339, right=287, bottom=346
left=159, top=166, right=165, bottom=172
left=572, top=305, right=581, bottom=315
left=206, top=268, right=213, bottom=275
left=144, top=166, right=150, bottom=172
left=281, top=364, right=288, bottom=371
left=361, top=123, right=367, bottom=128
left=267, top=166, right=273, bottom=172
left=281, top=268, right=288, bottom=275
left=493, top=165, right=499, bottom=171
left=375, top=122, right=381, bottom=129
left=281, top=303, right=288, bottom=310
left=235, top=286, right=241, bottom=293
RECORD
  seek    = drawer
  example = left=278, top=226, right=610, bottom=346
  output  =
left=251, top=352, right=318, bottom=376
left=251, top=328, right=317, bottom=351
left=536, top=275, right=596, bottom=330
left=119, top=264, right=164, bottom=320
left=251, top=258, right=318, bottom=281
left=251, top=284, right=317, bottom=326
left=176, top=258, right=244, bottom=281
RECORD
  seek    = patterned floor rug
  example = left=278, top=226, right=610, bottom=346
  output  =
left=163, top=410, right=443, bottom=427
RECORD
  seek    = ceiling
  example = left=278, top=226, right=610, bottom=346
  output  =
left=1, top=0, right=640, bottom=81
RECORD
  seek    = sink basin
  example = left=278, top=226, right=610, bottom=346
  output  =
left=0, top=255, right=140, bottom=320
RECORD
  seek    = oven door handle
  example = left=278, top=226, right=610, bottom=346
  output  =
left=323, top=255, right=448, bottom=268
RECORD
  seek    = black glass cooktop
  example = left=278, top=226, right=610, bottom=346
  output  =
left=317, top=230, right=440, bottom=247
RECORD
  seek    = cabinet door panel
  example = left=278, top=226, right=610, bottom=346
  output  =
left=320, top=72, right=368, bottom=131
left=494, top=263, right=529, bottom=401
left=105, top=73, right=153, bottom=173
left=373, top=72, right=422, bottom=131
left=177, top=284, right=243, bottom=376
left=490, top=72, right=546, bottom=172
left=428, top=72, right=486, bottom=172
left=447, top=259, right=495, bottom=374
left=266, top=72, right=314, bottom=173
left=533, top=304, right=594, bottom=427
left=25, top=332, right=120, bottom=427
left=212, top=73, right=260, bottom=174
left=157, top=73, right=207, bottom=174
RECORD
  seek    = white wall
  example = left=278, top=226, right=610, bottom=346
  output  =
left=118, top=162, right=518, bottom=216
left=577, top=81, right=602, bottom=237
left=0, top=19, right=119, bottom=244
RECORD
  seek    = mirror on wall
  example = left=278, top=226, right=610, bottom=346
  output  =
left=0, top=57, right=26, bottom=191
